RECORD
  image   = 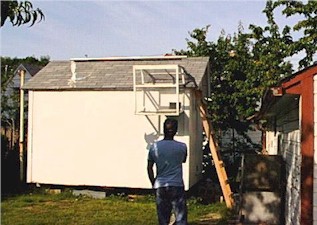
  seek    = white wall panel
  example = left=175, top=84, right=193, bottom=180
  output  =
left=265, top=98, right=300, bottom=225
left=27, top=90, right=199, bottom=190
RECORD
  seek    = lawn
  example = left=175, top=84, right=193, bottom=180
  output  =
left=1, top=189, right=230, bottom=225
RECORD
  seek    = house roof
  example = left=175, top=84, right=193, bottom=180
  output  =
left=278, top=62, right=317, bottom=85
left=14, top=64, right=43, bottom=76
left=253, top=63, right=317, bottom=121
left=23, top=56, right=210, bottom=90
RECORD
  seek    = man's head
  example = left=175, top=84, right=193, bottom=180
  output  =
left=163, top=118, right=178, bottom=138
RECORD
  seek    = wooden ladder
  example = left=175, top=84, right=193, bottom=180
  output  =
left=196, top=91, right=234, bottom=208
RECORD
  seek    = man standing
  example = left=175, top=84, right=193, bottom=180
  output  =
left=147, top=118, right=188, bottom=225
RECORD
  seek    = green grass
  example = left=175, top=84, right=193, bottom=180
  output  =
left=1, top=190, right=230, bottom=225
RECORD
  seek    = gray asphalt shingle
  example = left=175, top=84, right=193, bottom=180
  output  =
left=23, top=57, right=209, bottom=90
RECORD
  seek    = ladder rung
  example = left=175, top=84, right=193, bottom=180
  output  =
left=216, top=151, right=223, bottom=159
left=224, top=179, right=230, bottom=185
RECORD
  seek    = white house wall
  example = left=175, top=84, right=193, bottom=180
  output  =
left=27, top=90, right=202, bottom=190
left=266, top=131, right=278, bottom=155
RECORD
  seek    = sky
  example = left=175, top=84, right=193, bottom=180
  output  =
left=1, top=0, right=313, bottom=63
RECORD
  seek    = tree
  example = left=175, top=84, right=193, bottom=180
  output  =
left=1, top=56, right=49, bottom=134
left=249, top=0, right=293, bottom=88
left=172, top=0, right=317, bottom=184
left=174, top=25, right=214, bottom=57
left=174, top=0, right=316, bottom=140
left=1, top=0, right=45, bottom=27
left=274, top=0, right=317, bottom=68
left=174, top=25, right=260, bottom=138
left=174, top=25, right=262, bottom=184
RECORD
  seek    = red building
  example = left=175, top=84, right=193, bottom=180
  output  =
left=257, top=64, right=317, bottom=225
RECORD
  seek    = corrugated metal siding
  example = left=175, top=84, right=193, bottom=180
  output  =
left=266, top=99, right=301, bottom=225
left=313, top=75, right=317, bottom=225
left=280, top=130, right=301, bottom=225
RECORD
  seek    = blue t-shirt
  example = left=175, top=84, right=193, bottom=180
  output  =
left=148, top=139, right=187, bottom=188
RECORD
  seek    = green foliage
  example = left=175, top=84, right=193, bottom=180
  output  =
left=174, top=25, right=214, bottom=57
left=174, top=0, right=316, bottom=147
left=274, top=0, right=317, bottom=68
left=249, top=0, right=293, bottom=88
left=1, top=0, right=45, bottom=27
left=209, top=29, right=259, bottom=133
left=175, top=25, right=260, bottom=135
left=1, top=56, right=49, bottom=125
left=1, top=56, right=49, bottom=160
left=1, top=56, right=49, bottom=91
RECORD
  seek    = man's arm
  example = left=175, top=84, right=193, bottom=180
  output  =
left=147, top=160, right=155, bottom=187
left=183, top=144, right=188, bottom=163
left=183, top=153, right=187, bottom=163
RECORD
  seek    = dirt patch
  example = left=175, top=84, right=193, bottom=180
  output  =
left=197, top=212, right=222, bottom=225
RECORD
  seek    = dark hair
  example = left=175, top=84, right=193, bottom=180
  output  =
left=164, top=118, right=178, bottom=136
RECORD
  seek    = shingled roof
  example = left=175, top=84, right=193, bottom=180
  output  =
left=14, top=64, right=43, bottom=77
left=23, top=56, right=209, bottom=90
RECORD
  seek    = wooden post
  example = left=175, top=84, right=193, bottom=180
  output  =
left=19, top=69, right=25, bottom=182
left=195, top=90, right=234, bottom=208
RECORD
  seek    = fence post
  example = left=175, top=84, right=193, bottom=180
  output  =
left=19, top=69, right=25, bottom=182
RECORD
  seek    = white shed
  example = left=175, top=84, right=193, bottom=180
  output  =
left=23, top=56, right=210, bottom=190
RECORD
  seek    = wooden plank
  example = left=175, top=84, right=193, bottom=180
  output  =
left=133, top=64, right=179, bottom=70
left=71, top=55, right=187, bottom=61
left=196, top=90, right=234, bottom=208
left=135, top=84, right=177, bottom=88
left=135, top=109, right=184, bottom=116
